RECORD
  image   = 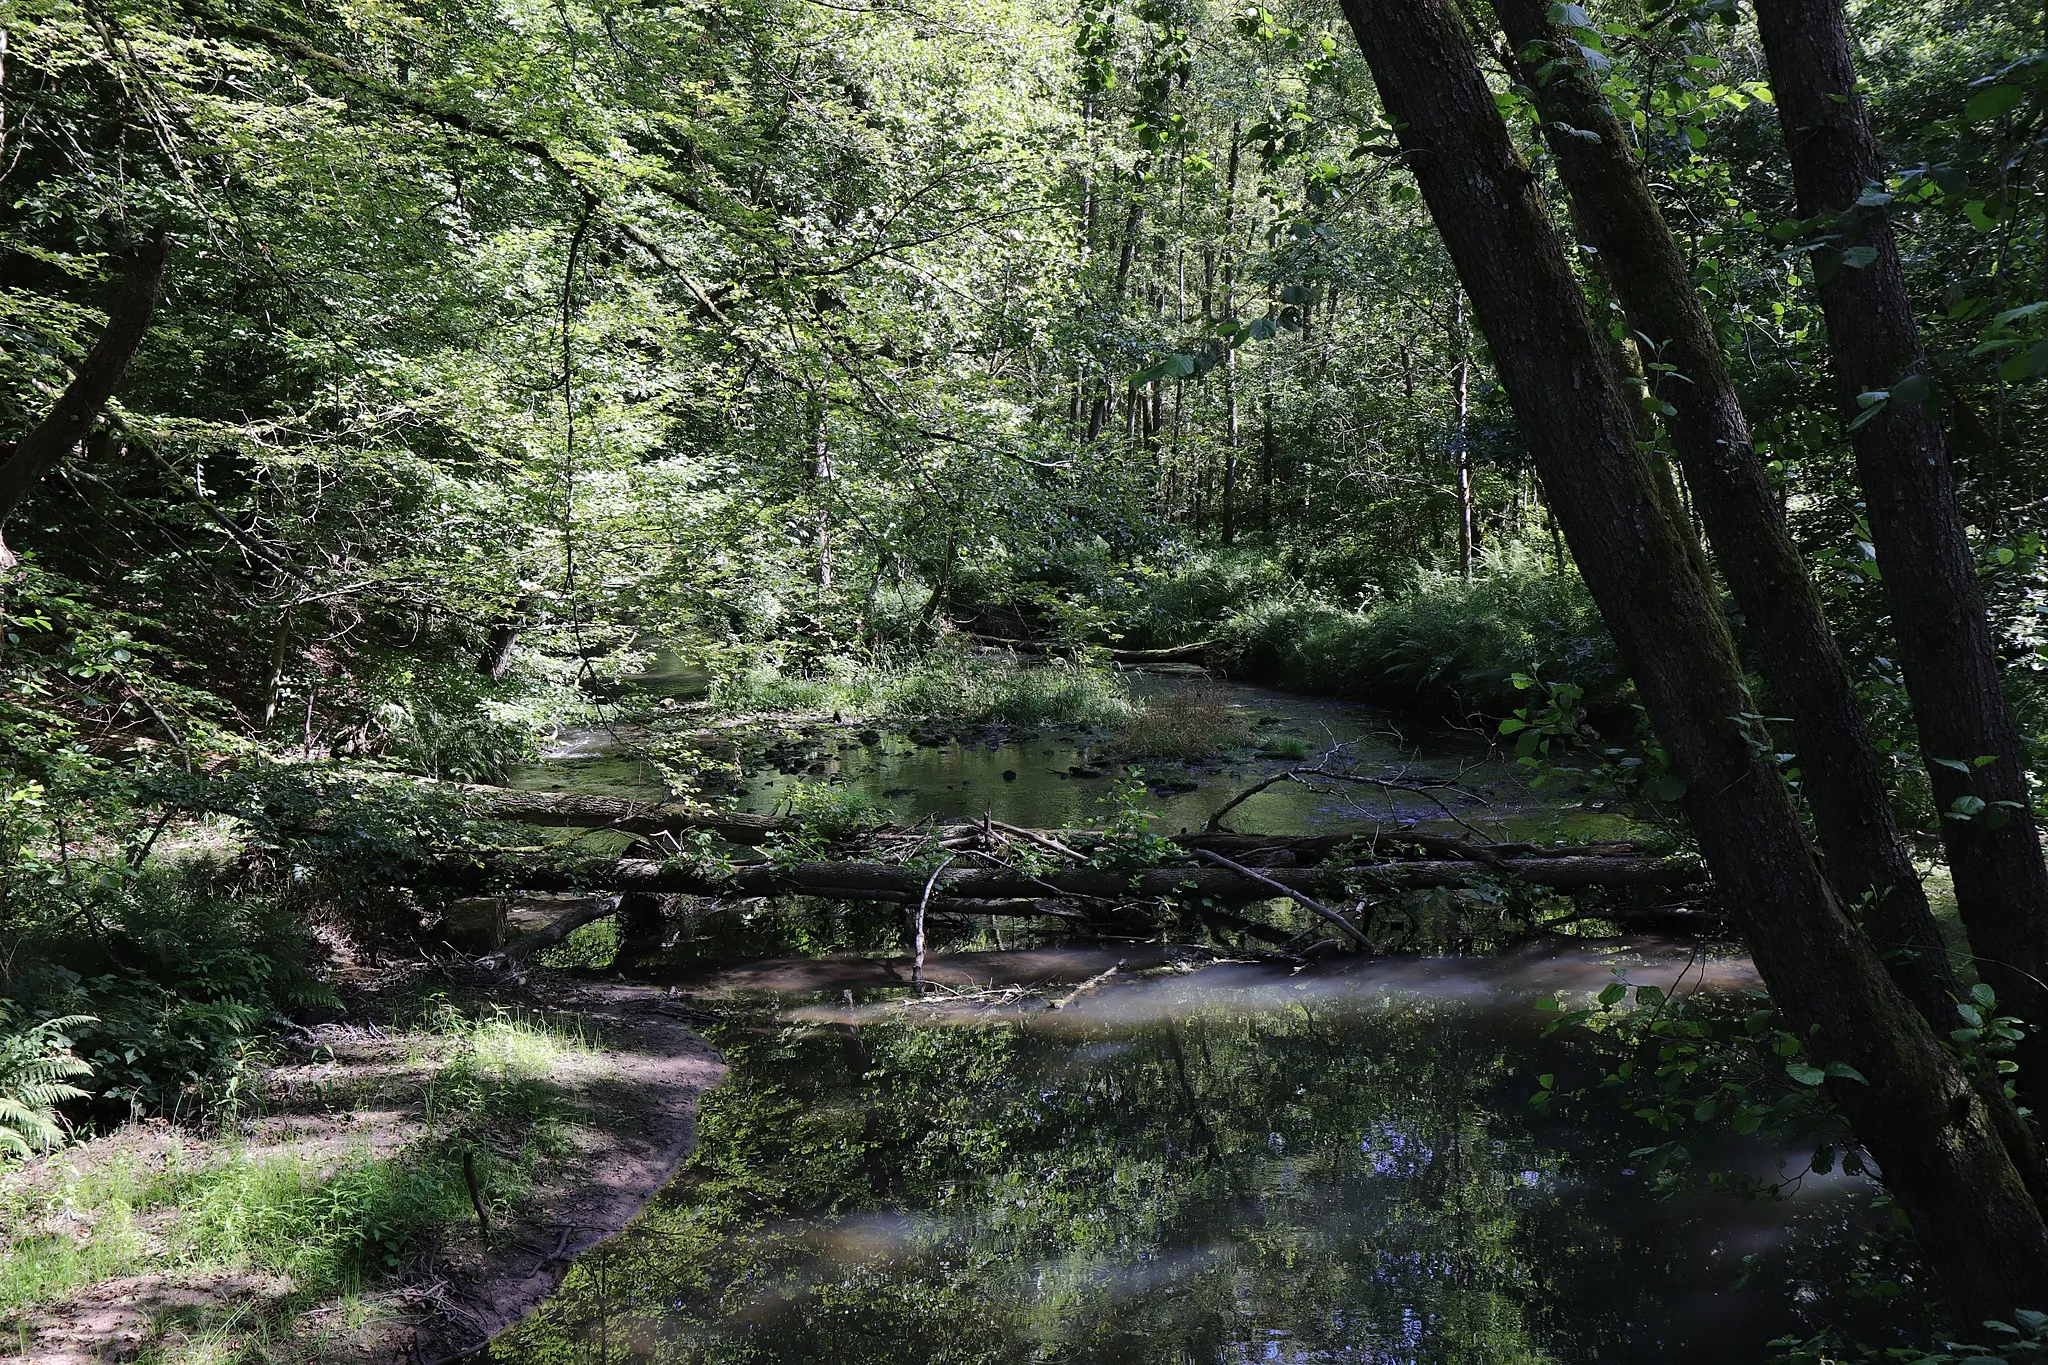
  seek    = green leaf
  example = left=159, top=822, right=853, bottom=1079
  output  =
left=1785, top=1062, right=1826, bottom=1086
left=1647, top=774, right=1686, bottom=802
left=1966, top=84, right=2026, bottom=122
left=1822, top=1061, right=1868, bottom=1084
left=1537, top=1072, right=1555, bottom=1089
left=1890, top=372, right=1933, bottom=411
left=1547, top=2, right=1592, bottom=26
left=1948, top=794, right=1989, bottom=820
left=1972, top=982, right=1998, bottom=1009
left=1847, top=390, right=1889, bottom=429
left=1597, top=981, right=1627, bottom=1007
left=1999, top=339, right=2048, bottom=381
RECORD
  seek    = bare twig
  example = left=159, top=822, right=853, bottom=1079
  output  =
left=1048, top=960, right=1125, bottom=1009
left=1192, top=848, right=1370, bottom=949
left=912, top=856, right=955, bottom=988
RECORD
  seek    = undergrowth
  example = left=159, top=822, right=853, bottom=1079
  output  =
left=0, top=1004, right=595, bottom=1339
left=711, top=650, right=1131, bottom=727
left=1115, top=543, right=1622, bottom=720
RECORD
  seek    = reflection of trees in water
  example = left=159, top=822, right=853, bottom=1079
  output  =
left=495, top=997, right=1888, bottom=1364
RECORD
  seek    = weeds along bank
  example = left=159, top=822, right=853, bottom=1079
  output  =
left=719, top=545, right=1627, bottom=729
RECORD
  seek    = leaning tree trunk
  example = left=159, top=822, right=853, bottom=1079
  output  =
left=1337, top=0, right=2048, bottom=1321
left=0, top=231, right=168, bottom=566
left=1753, top=0, right=2048, bottom=1088
left=1488, top=0, right=1958, bottom=1026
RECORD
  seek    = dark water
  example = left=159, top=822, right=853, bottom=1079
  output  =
left=492, top=944, right=1901, bottom=1364
left=490, top=667, right=1913, bottom=1362
left=510, top=673, right=1630, bottom=845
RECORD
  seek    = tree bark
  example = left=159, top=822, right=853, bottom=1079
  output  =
left=0, top=231, right=169, bottom=558
left=1451, top=290, right=1474, bottom=578
left=1754, top=0, right=2048, bottom=1081
left=1221, top=126, right=1242, bottom=544
left=1489, top=0, right=1958, bottom=1031
left=1338, top=0, right=2048, bottom=1320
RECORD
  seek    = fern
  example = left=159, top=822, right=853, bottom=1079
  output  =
left=0, top=1014, right=95, bottom=1159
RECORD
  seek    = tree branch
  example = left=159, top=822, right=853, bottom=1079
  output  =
left=0, top=231, right=169, bottom=533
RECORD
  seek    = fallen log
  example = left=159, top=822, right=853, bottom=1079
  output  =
left=452, top=786, right=1648, bottom=867
left=961, top=631, right=1216, bottom=664
left=476, top=894, right=620, bottom=969
left=416, top=851, right=1704, bottom=903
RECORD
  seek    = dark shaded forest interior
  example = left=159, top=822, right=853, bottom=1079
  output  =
left=11, top=0, right=2048, bottom=1358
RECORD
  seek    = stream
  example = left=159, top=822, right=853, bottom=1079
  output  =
left=489, top=671, right=1908, bottom=1362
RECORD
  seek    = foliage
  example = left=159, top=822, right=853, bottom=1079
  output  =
left=772, top=780, right=892, bottom=844
left=1774, top=1310, right=2048, bottom=1364
left=712, top=652, right=1133, bottom=728
left=1217, top=548, right=1621, bottom=718
left=1530, top=975, right=1866, bottom=1199
left=0, top=1012, right=94, bottom=1159
left=3, top=861, right=332, bottom=1125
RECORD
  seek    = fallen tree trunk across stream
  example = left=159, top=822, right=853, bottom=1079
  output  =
left=421, top=784, right=1721, bottom=950
left=453, top=786, right=1656, bottom=867
left=423, top=851, right=1704, bottom=902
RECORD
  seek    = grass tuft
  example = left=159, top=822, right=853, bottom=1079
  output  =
left=1117, top=688, right=1251, bottom=760
left=712, top=651, right=1132, bottom=728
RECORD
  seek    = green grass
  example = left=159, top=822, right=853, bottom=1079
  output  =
left=1116, top=688, right=1252, bottom=759
left=1258, top=735, right=1311, bottom=761
left=712, top=651, right=1132, bottom=728
left=0, top=1005, right=600, bottom=1348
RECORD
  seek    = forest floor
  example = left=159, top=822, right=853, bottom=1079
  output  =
left=1, top=967, right=725, bottom=1365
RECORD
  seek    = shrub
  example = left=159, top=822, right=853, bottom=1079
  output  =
left=1221, top=546, right=1622, bottom=719
left=4, top=861, right=331, bottom=1125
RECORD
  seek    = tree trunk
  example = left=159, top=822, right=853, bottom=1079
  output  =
left=478, top=593, right=534, bottom=680
left=1451, top=290, right=1474, bottom=578
left=1754, top=0, right=2048, bottom=1079
left=810, top=393, right=833, bottom=592
left=1339, top=0, right=2048, bottom=1320
left=0, top=231, right=169, bottom=561
left=1490, top=0, right=1958, bottom=1033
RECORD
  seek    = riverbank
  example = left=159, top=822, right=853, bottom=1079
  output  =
left=1, top=969, right=723, bottom=1364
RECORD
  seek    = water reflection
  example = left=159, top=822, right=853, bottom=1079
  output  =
left=493, top=951, right=1900, bottom=1364
left=509, top=676, right=1632, bottom=844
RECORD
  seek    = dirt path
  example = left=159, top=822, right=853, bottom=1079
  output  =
left=4, top=972, right=726, bottom=1365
